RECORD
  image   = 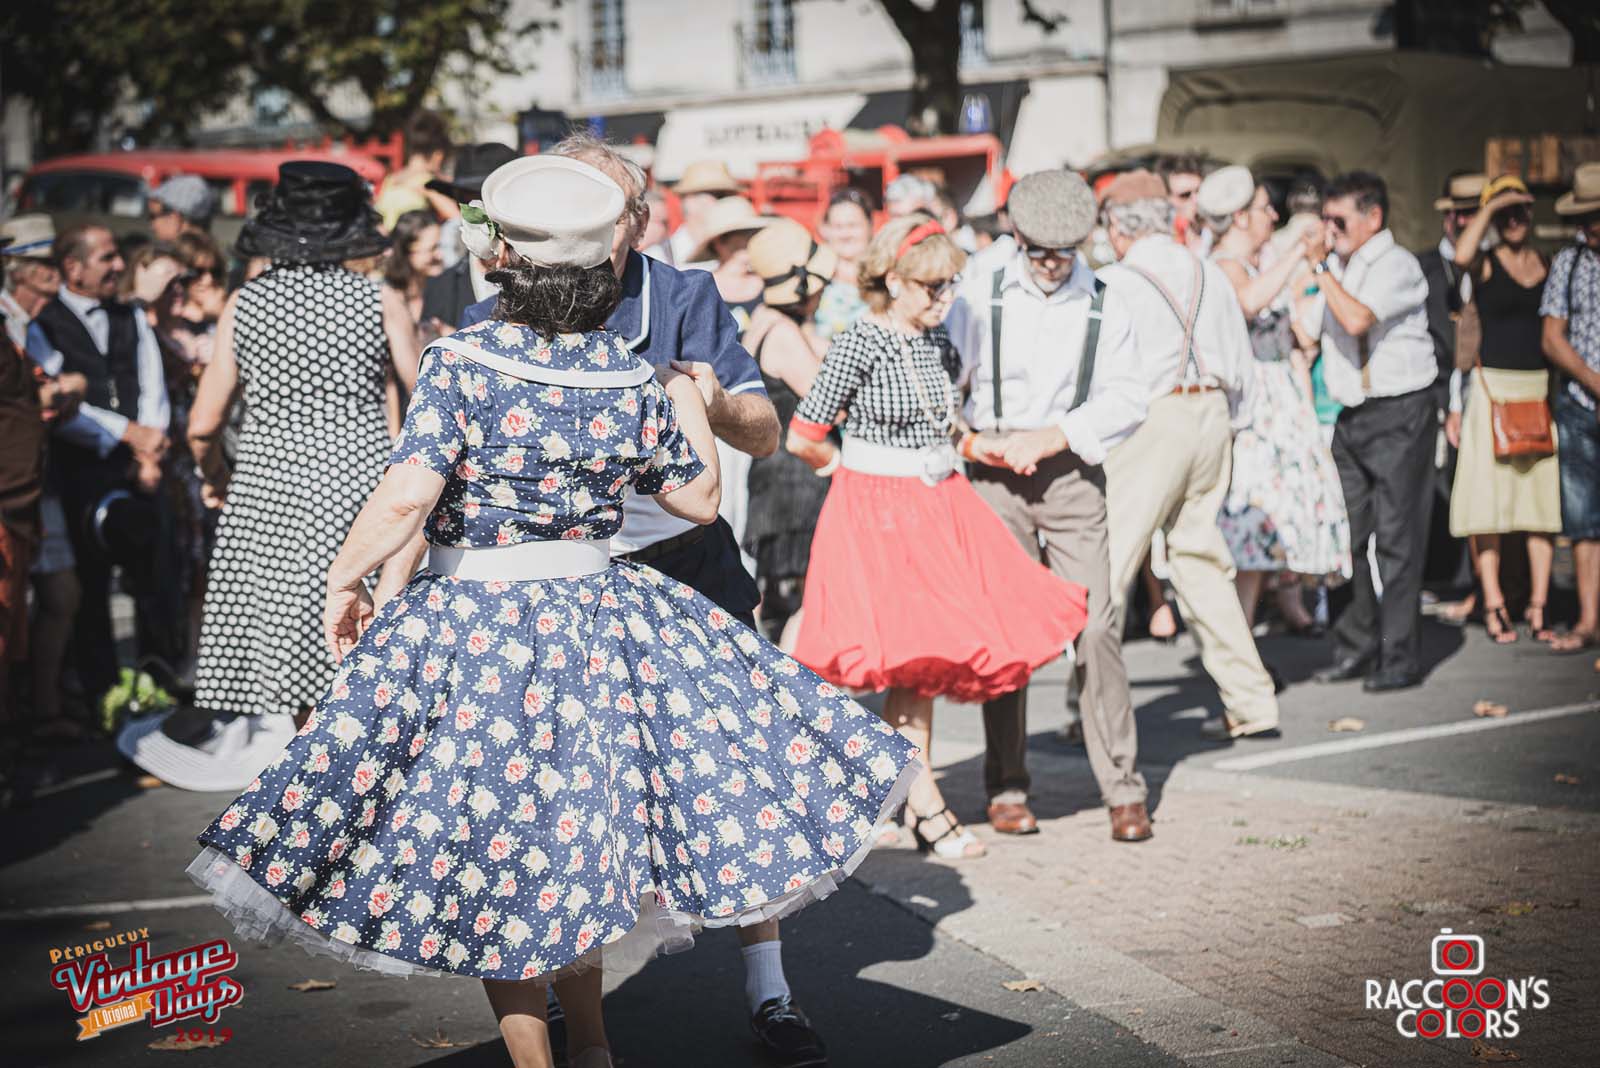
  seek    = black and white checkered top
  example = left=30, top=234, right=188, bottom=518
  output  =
left=791, top=319, right=962, bottom=449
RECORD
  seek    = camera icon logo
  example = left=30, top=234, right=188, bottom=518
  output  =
left=1431, top=928, right=1485, bottom=976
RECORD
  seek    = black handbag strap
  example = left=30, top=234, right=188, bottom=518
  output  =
left=990, top=267, right=1005, bottom=427
left=1070, top=279, right=1108, bottom=412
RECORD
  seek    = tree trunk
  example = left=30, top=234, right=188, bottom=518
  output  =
left=878, top=0, right=964, bottom=135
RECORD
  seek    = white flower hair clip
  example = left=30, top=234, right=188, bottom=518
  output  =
left=459, top=200, right=502, bottom=261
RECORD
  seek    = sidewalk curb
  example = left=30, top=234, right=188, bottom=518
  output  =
left=856, top=853, right=1358, bottom=1067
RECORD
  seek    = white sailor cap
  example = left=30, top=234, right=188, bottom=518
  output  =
left=480, top=155, right=625, bottom=269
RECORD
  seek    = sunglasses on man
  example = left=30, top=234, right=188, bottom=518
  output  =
left=1022, top=243, right=1075, bottom=263
left=1320, top=214, right=1349, bottom=233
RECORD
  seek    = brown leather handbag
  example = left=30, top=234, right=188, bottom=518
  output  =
left=1476, top=359, right=1554, bottom=460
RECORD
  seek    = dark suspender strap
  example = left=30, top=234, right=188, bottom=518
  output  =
left=1069, top=279, right=1107, bottom=412
left=990, top=268, right=1005, bottom=427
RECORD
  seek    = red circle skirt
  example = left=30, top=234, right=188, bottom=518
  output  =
left=792, top=468, right=1088, bottom=703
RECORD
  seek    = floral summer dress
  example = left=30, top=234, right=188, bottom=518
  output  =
left=1214, top=255, right=1351, bottom=581
left=186, top=319, right=920, bottom=981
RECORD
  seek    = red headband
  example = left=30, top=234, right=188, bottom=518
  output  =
left=895, top=220, right=945, bottom=260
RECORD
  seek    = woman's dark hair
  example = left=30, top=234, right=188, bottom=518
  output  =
left=488, top=260, right=623, bottom=334
left=825, top=187, right=876, bottom=222
left=383, top=210, right=438, bottom=293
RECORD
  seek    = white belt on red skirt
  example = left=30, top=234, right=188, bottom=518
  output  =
left=840, top=436, right=958, bottom=485
left=426, top=539, right=611, bottom=581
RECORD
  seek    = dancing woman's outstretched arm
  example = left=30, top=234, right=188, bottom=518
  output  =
left=322, top=465, right=443, bottom=661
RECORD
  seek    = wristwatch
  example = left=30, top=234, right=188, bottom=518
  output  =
left=1312, top=258, right=1331, bottom=276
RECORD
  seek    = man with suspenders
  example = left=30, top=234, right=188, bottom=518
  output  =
left=951, top=170, right=1153, bottom=842
left=1097, top=170, right=1281, bottom=743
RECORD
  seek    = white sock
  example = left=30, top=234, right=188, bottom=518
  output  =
left=741, top=939, right=791, bottom=1014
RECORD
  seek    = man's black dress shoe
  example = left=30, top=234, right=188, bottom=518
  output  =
left=1313, top=657, right=1370, bottom=684
left=1363, top=667, right=1422, bottom=693
left=751, top=996, right=828, bottom=1067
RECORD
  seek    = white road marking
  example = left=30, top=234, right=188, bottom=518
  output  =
left=1212, top=702, right=1598, bottom=772
left=30, top=767, right=124, bottom=798
left=0, top=895, right=214, bottom=922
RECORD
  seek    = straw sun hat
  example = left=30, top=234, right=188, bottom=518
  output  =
left=747, top=220, right=839, bottom=308
left=687, top=196, right=774, bottom=263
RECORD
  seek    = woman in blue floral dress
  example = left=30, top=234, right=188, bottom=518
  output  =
left=183, top=156, right=919, bottom=1068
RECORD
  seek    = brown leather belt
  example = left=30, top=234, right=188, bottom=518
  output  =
left=1170, top=383, right=1221, bottom=395
left=618, top=524, right=709, bottom=564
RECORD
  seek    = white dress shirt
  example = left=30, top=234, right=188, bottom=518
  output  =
left=1098, top=235, right=1255, bottom=431
left=1319, top=229, right=1434, bottom=407
left=951, top=251, right=1146, bottom=466
left=1, top=289, right=31, bottom=352
left=27, top=287, right=169, bottom=458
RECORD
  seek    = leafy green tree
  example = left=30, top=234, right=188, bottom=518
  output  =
left=1, top=0, right=551, bottom=155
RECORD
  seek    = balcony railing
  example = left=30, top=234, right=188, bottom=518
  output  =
left=734, top=22, right=797, bottom=87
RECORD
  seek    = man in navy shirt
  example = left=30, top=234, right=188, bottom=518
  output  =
left=461, top=138, right=829, bottom=1065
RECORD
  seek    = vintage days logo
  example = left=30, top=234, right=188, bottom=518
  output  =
left=1365, top=928, right=1550, bottom=1040
left=48, top=929, right=244, bottom=1041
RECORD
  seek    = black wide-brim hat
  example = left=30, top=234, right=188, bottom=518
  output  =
left=425, top=142, right=520, bottom=202
left=235, top=160, right=391, bottom=263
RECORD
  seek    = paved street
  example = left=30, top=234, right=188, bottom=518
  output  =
left=2, top=614, right=1596, bottom=1067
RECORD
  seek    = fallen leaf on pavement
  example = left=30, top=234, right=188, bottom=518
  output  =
left=1502, top=901, right=1537, bottom=916
left=1328, top=717, right=1365, bottom=732
left=1001, top=979, right=1044, bottom=993
left=287, top=978, right=337, bottom=992
left=1554, top=773, right=1581, bottom=785
left=82, top=920, right=112, bottom=931
left=1473, top=700, right=1508, bottom=719
left=1470, top=1038, right=1522, bottom=1061
left=148, top=1033, right=225, bottom=1050
left=410, top=1029, right=467, bottom=1049
left=135, top=774, right=165, bottom=789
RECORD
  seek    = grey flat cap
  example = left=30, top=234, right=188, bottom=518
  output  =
left=1008, top=169, right=1096, bottom=248
left=152, top=175, right=218, bottom=224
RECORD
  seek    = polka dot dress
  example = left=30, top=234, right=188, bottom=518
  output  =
left=192, top=263, right=393, bottom=719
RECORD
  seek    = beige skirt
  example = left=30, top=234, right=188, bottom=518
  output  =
left=1449, top=368, right=1561, bottom=537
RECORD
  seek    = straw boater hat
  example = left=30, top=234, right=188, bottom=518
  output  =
left=0, top=214, right=57, bottom=261
left=673, top=159, right=741, bottom=197
left=1556, top=162, right=1600, bottom=217
left=235, top=161, right=390, bottom=263
left=747, top=220, right=839, bottom=308
left=688, top=196, right=774, bottom=263
left=1433, top=173, right=1487, bottom=213
left=479, top=155, right=624, bottom=268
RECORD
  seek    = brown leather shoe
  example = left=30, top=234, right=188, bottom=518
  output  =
left=1109, top=803, right=1153, bottom=842
left=986, top=800, right=1039, bottom=835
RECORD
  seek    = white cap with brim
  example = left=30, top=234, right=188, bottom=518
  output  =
left=117, top=709, right=298, bottom=793
left=1197, top=165, right=1255, bottom=219
left=481, top=155, right=625, bottom=269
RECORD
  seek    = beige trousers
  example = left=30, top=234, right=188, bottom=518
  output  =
left=969, top=454, right=1147, bottom=808
left=1105, top=392, right=1279, bottom=729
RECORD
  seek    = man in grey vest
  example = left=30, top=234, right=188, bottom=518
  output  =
left=951, top=170, right=1153, bottom=842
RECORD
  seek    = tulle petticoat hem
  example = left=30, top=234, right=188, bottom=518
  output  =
left=184, top=757, right=922, bottom=983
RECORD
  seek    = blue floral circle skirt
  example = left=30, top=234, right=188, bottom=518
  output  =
left=186, top=561, right=920, bottom=981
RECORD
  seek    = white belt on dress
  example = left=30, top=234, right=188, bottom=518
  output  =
left=427, top=539, right=610, bottom=581
left=840, top=436, right=958, bottom=484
